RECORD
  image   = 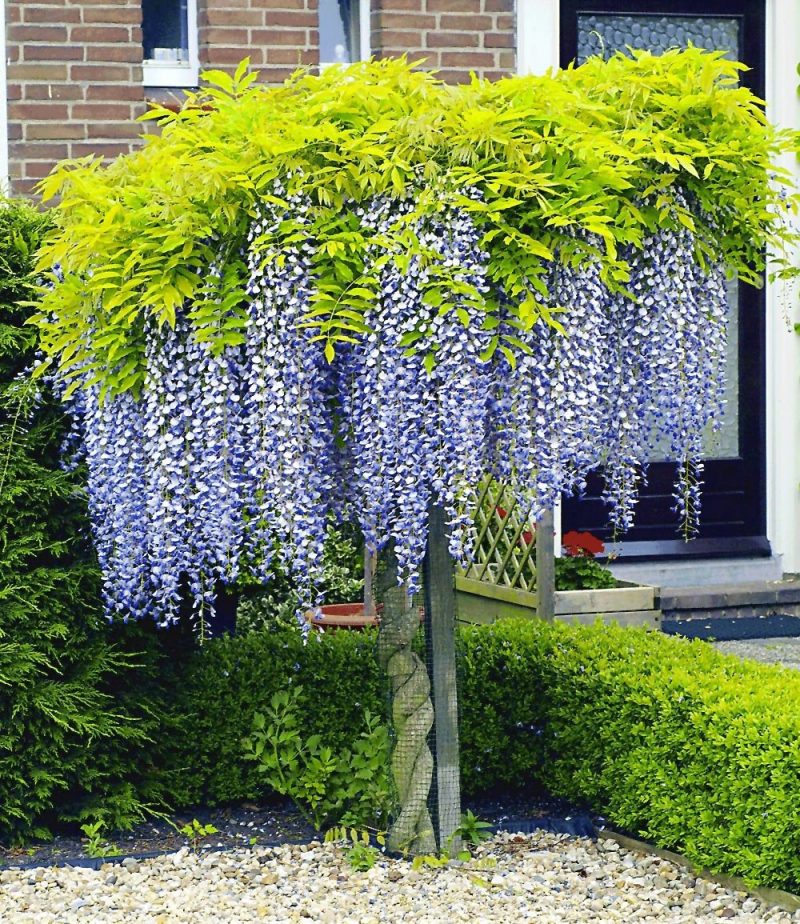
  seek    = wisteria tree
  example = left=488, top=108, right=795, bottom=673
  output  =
left=33, top=53, right=796, bottom=854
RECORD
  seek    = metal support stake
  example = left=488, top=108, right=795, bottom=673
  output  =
left=423, top=504, right=463, bottom=854
left=536, top=507, right=556, bottom=622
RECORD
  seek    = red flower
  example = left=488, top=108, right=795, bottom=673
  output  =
left=562, top=530, right=604, bottom=557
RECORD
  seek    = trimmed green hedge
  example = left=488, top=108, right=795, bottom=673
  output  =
left=157, top=620, right=800, bottom=891
left=460, top=620, right=800, bottom=890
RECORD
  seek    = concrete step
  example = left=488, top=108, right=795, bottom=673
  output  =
left=608, top=555, right=784, bottom=589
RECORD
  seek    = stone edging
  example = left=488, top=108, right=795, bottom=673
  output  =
left=600, top=829, right=800, bottom=914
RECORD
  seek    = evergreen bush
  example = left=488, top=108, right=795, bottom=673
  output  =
left=0, top=199, right=175, bottom=842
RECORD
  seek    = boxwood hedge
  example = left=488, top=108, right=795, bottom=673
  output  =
left=154, top=619, right=800, bottom=891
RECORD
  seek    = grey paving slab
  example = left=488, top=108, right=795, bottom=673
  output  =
left=713, top=637, right=800, bottom=671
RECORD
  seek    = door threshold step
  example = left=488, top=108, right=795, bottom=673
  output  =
left=660, top=578, right=800, bottom=614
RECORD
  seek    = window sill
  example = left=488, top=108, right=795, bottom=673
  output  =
left=143, top=60, right=199, bottom=88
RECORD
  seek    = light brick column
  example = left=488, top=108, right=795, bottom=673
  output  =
left=5, top=0, right=146, bottom=196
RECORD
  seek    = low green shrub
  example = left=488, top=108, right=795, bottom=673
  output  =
left=161, top=628, right=385, bottom=807
left=142, top=617, right=800, bottom=890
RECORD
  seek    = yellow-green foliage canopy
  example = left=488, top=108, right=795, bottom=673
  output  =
left=33, top=52, right=797, bottom=396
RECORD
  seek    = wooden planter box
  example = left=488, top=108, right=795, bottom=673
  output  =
left=454, top=575, right=661, bottom=629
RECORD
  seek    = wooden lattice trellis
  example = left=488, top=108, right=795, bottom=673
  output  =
left=462, top=476, right=539, bottom=592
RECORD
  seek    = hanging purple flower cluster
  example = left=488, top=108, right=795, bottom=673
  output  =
left=65, top=189, right=730, bottom=627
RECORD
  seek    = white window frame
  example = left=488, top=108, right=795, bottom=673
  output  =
left=319, top=0, right=370, bottom=69
left=142, top=0, right=199, bottom=88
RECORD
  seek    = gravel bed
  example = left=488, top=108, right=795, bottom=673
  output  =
left=1, top=831, right=795, bottom=923
left=714, top=638, right=800, bottom=671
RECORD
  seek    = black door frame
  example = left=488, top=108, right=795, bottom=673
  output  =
left=559, top=0, right=769, bottom=560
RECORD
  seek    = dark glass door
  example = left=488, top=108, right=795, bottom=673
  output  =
left=559, top=0, right=768, bottom=560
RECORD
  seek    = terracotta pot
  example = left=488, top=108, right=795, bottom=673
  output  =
left=303, top=601, right=381, bottom=631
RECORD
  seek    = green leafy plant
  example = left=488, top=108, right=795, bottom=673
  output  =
left=177, top=818, right=219, bottom=852
left=242, top=685, right=392, bottom=831
left=325, top=826, right=385, bottom=871
left=80, top=820, right=121, bottom=859
left=554, top=556, right=617, bottom=591
left=236, top=521, right=365, bottom=635
left=455, top=810, right=494, bottom=847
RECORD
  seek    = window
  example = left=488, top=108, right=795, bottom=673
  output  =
left=142, top=0, right=199, bottom=88
left=319, top=0, right=370, bottom=67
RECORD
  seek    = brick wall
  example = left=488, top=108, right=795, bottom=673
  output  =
left=3, top=1, right=517, bottom=193
left=6, top=0, right=146, bottom=196
left=198, top=0, right=319, bottom=84
left=371, top=0, right=515, bottom=83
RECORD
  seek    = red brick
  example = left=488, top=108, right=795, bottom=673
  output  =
left=481, top=69, right=511, bottom=81
left=82, top=7, right=142, bottom=24
left=482, top=0, right=513, bottom=11
left=261, top=27, right=310, bottom=46
left=13, top=142, right=69, bottom=160
left=249, top=0, right=309, bottom=7
left=265, top=46, right=317, bottom=66
left=72, top=102, right=137, bottom=120
left=437, top=69, right=473, bottom=84
left=7, top=24, right=69, bottom=42
left=24, top=160, right=59, bottom=179
left=427, top=0, right=481, bottom=11
left=70, top=64, right=136, bottom=81
left=70, top=25, right=132, bottom=43
left=204, top=26, right=250, bottom=44
left=86, top=85, right=146, bottom=101
left=379, top=30, right=426, bottom=48
left=85, top=44, right=142, bottom=63
left=484, top=31, right=514, bottom=48
left=425, top=31, right=481, bottom=48
left=438, top=14, right=493, bottom=31
left=7, top=62, right=69, bottom=80
left=379, top=12, right=436, bottom=29
left=9, top=102, right=70, bottom=120
left=23, top=84, right=83, bottom=100
left=206, top=9, right=265, bottom=27
left=22, top=44, right=84, bottom=62
left=25, top=123, right=86, bottom=140
left=11, top=181, right=41, bottom=197
left=83, top=122, right=141, bottom=140
left=72, top=141, right=138, bottom=158
left=496, top=49, right=514, bottom=69
left=438, top=50, right=496, bottom=67
left=22, top=6, right=81, bottom=23
left=264, top=11, right=316, bottom=27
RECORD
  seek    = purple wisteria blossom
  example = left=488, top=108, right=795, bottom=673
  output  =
left=63, top=189, right=730, bottom=629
